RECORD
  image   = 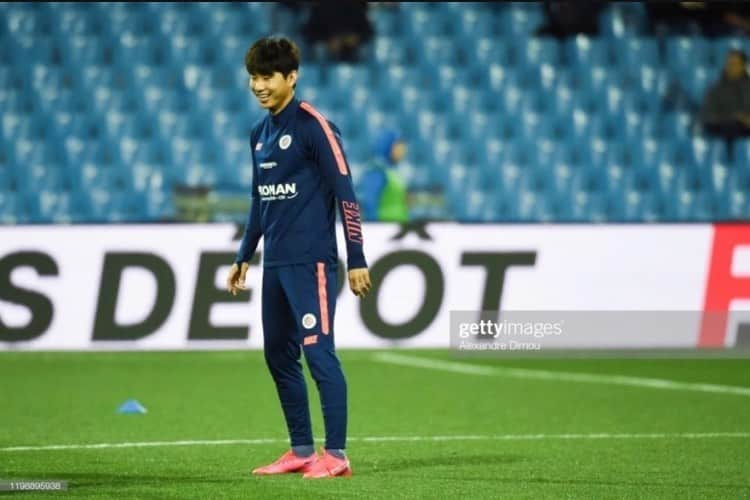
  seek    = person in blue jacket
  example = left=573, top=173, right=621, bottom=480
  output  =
left=359, top=128, right=410, bottom=222
left=225, top=36, right=371, bottom=479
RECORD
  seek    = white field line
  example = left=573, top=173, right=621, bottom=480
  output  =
left=2, top=432, right=749, bottom=452
left=372, top=352, right=750, bottom=397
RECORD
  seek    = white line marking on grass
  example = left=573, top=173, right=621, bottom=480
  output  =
left=2, top=432, right=749, bottom=452
left=372, top=352, right=750, bottom=397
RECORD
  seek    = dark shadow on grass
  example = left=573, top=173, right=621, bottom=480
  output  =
left=389, top=473, right=750, bottom=491
left=8, top=472, right=238, bottom=491
left=363, top=453, right=523, bottom=475
left=522, top=477, right=750, bottom=491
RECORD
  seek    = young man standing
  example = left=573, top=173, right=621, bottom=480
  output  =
left=226, top=36, right=371, bottom=479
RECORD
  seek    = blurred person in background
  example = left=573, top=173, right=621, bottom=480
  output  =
left=646, top=1, right=750, bottom=36
left=359, top=128, right=410, bottom=223
left=302, top=1, right=373, bottom=62
left=536, top=0, right=605, bottom=38
left=701, top=49, right=750, bottom=158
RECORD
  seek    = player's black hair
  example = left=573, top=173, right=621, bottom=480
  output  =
left=244, top=36, right=300, bottom=77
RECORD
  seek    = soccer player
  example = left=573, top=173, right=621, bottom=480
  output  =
left=225, top=36, right=371, bottom=479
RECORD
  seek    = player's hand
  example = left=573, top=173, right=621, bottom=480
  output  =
left=348, top=268, right=372, bottom=298
left=226, top=262, right=250, bottom=296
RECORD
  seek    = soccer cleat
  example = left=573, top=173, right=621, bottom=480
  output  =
left=302, top=448, right=353, bottom=479
left=252, top=450, right=318, bottom=475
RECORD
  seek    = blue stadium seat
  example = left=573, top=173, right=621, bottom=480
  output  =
left=0, top=191, right=23, bottom=222
left=0, top=3, right=743, bottom=224
left=457, top=8, right=496, bottom=39
left=723, top=189, right=749, bottom=220
left=478, top=157, right=516, bottom=195
left=613, top=37, right=659, bottom=69
left=558, top=108, right=608, bottom=144
left=5, top=5, right=54, bottom=35
left=108, top=9, right=158, bottom=36
left=140, top=85, right=191, bottom=114
left=370, top=6, right=404, bottom=37
left=569, top=165, right=608, bottom=195
left=628, top=137, right=679, bottom=168
left=655, top=161, right=678, bottom=194
left=420, top=36, right=465, bottom=66
left=609, top=189, right=659, bottom=221
left=516, top=37, right=560, bottom=66
left=712, top=37, right=746, bottom=67
left=402, top=5, right=456, bottom=38
left=63, top=35, right=114, bottom=67
left=566, top=36, right=613, bottom=69
left=567, top=190, right=608, bottom=222
left=732, top=139, right=750, bottom=168
left=372, top=35, right=417, bottom=66
left=56, top=9, right=101, bottom=36
left=474, top=37, right=513, bottom=68
left=686, top=137, right=727, bottom=168
left=78, top=161, right=133, bottom=192
left=627, top=164, right=658, bottom=194
left=455, top=188, right=500, bottom=222
left=117, top=135, right=167, bottom=166
left=599, top=3, right=647, bottom=40
left=158, top=6, right=206, bottom=37
left=498, top=4, right=544, bottom=38
left=14, top=160, right=70, bottom=193
left=610, top=109, right=659, bottom=144
left=668, top=190, right=716, bottom=221
left=328, top=65, right=371, bottom=96
left=2, top=112, right=53, bottom=140
left=575, top=136, right=626, bottom=170
left=516, top=189, right=553, bottom=222
left=666, top=37, right=711, bottom=75
left=685, top=65, right=714, bottom=106
left=661, top=111, right=695, bottom=142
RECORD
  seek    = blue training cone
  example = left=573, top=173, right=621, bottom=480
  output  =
left=117, top=399, right=148, bottom=415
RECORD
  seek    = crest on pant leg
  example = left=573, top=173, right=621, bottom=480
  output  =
left=302, top=313, right=317, bottom=329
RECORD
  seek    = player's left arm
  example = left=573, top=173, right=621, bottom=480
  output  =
left=302, top=104, right=372, bottom=298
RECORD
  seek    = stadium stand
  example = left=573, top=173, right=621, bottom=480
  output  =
left=0, top=2, right=747, bottom=223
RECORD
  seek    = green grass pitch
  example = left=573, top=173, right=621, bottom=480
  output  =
left=1, top=349, right=749, bottom=499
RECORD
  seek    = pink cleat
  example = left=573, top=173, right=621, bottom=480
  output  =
left=302, top=448, right=353, bottom=479
left=252, top=450, right=317, bottom=475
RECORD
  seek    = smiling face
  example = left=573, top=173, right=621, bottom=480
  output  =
left=249, top=70, right=297, bottom=115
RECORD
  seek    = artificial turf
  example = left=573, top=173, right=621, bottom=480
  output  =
left=1, top=349, right=749, bottom=499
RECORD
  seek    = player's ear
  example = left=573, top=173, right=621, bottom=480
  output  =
left=287, top=70, right=298, bottom=88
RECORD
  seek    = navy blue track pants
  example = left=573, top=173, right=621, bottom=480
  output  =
left=261, top=261, right=347, bottom=450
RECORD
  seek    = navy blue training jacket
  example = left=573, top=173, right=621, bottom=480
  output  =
left=235, top=96, right=367, bottom=270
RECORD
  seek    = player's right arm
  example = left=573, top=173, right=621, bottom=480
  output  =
left=227, top=132, right=263, bottom=296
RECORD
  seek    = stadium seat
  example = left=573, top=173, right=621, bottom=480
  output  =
left=457, top=8, right=496, bottom=39
left=712, top=37, right=746, bottom=67
left=516, top=37, right=560, bottom=66
left=566, top=36, right=613, bottom=69
left=602, top=2, right=647, bottom=39
left=666, top=37, right=712, bottom=75
left=733, top=139, right=750, bottom=168
left=403, top=5, right=456, bottom=38
left=614, top=37, right=659, bottom=71
left=0, top=3, right=741, bottom=223
left=499, top=4, right=544, bottom=38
